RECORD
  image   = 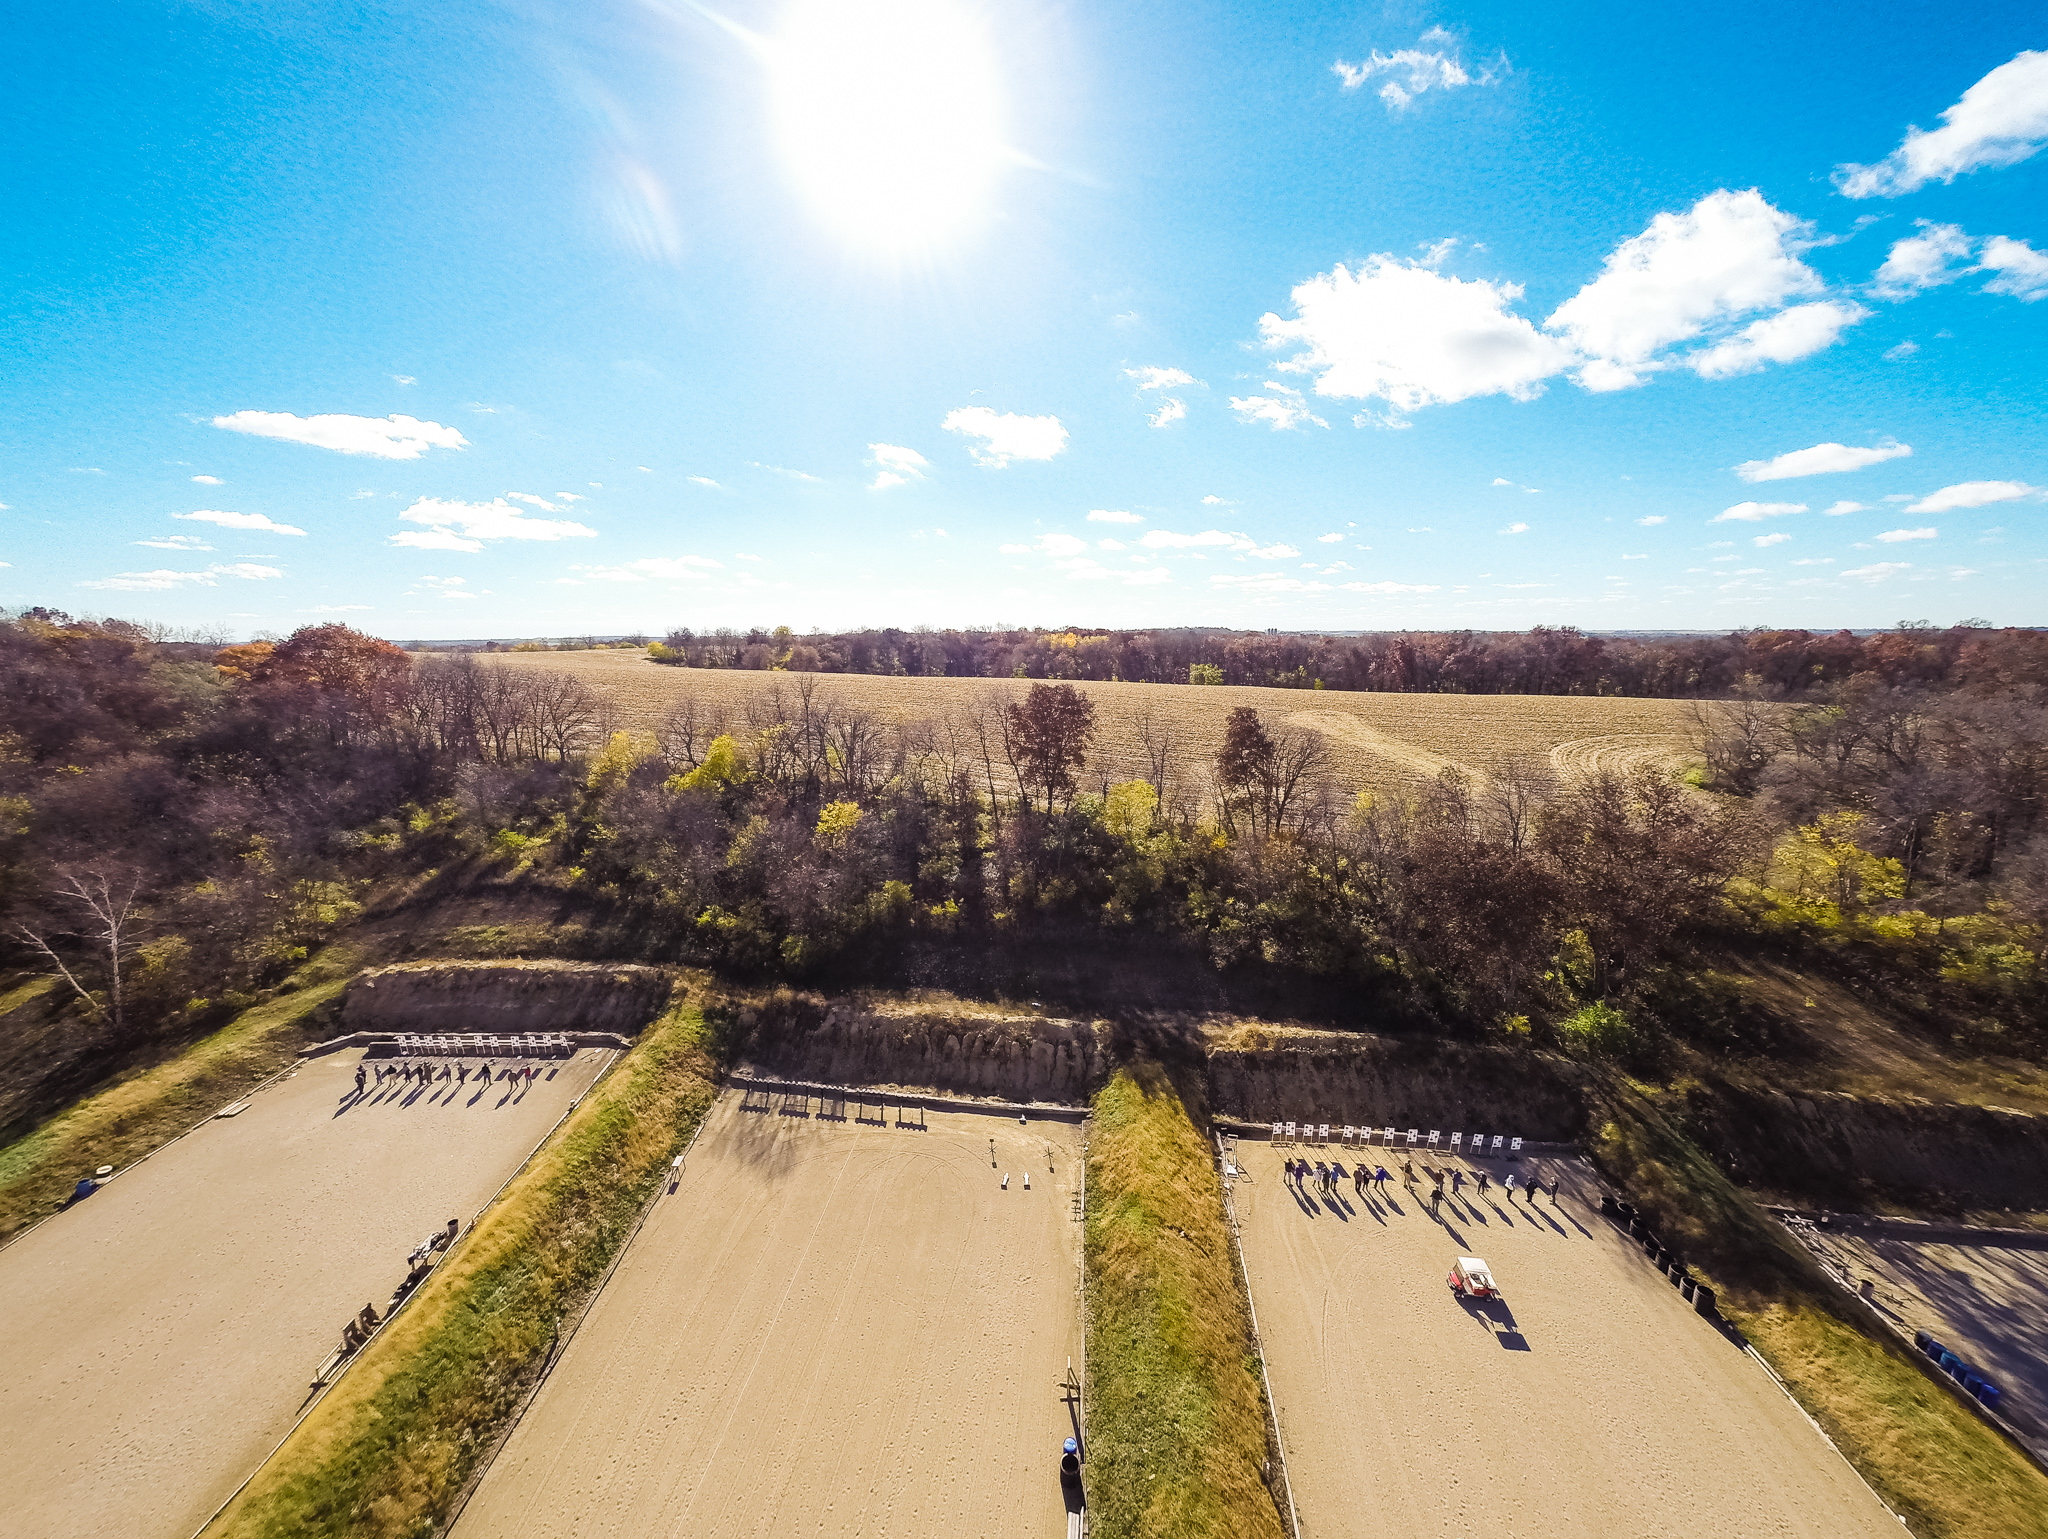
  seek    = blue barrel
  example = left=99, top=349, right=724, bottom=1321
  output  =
left=1976, top=1382, right=2003, bottom=1411
left=1922, top=1335, right=1946, bottom=1361
left=1938, top=1351, right=1962, bottom=1375
left=1061, top=1436, right=1080, bottom=1477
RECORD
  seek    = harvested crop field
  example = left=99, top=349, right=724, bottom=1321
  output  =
left=452, top=1091, right=1085, bottom=1539
left=1231, top=1142, right=1900, bottom=1538
left=486, top=651, right=1704, bottom=794
left=0, top=1046, right=608, bottom=1538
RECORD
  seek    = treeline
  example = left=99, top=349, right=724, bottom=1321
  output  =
left=643, top=622, right=2048, bottom=699
left=3, top=613, right=2043, bottom=1074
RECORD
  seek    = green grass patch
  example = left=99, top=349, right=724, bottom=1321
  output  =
left=0, top=954, right=354, bottom=1242
left=1587, top=1074, right=2048, bottom=1539
left=1084, top=1064, right=1287, bottom=1539
left=213, top=993, right=717, bottom=1539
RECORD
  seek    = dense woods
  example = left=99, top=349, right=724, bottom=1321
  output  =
left=634, top=621, right=2048, bottom=699
left=3, top=610, right=2044, bottom=1070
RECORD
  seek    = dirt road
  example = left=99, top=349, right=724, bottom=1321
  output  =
left=0, top=1047, right=607, bottom=1538
left=453, top=1094, right=1085, bottom=1539
left=1234, top=1144, right=1900, bottom=1538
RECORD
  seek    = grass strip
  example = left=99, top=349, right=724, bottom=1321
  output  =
left=1085, top=1063, right=1288, bottom=1539
left=212, top=993, right=716, bottom=1539
left=1589, top=1078, right=2048, bottom=1539
left=0, top=955, right=354, bottom=1243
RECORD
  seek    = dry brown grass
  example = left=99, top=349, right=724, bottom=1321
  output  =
left=490, top=650, right=1703, bottom=796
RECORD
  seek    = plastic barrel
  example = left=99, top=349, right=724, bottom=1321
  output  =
left=1693, top=1284, right=1717, bottom=1317
left=1937, top=1351, right=1961, bottom=1374
left=1681, top=1278, right=1696, bottom=1302
left=1977, top=1383, right=2003, bottom=1411
left=1914, top=1329, right=1933, bottom=1354
left=1922, top=1336, right=1946, bottom=1361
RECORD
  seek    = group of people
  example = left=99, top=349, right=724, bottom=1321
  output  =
left=352, top=1058, right=540, bottom=1096
left=1284, top=1151, right=1563, bottom=1214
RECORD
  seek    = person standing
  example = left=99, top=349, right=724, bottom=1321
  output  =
left=354, top=1064, right=366, bottom=1096
left=1505, top=1173, right=1518, bottom=1202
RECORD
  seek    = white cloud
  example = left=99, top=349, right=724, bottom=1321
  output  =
left=507, top=492, right=557, bottom=510
left=1636, top=515, right=1667, bottom=526
left=1227, top=381, right=1330, bottom=430
left=1097, top=538, right=1126, bottom=550
left=80, top=562, right=282, bottom=591
left=1249, top=543, right=1300, bottom=559
left=1147, top=398, right=1187, bottom=428
left=306, top=604, right=373, bottom=613
left=1835, top=50, right=2048, bottom=197
left=565, top=556, right=723, bottom=582
left=1792, top=557, right=1835, bottom=566
left=1843, top=562, right=1912, bottom=581
left=1979, top=235, right=2048, bottom=301
left=411, top=576, right=477, bottom=600
left=1884, top=341, right=1921, bottom=361
left=175, top=509, right=308, bottom=536
left=735, top=552, right=763, bottom=562
left=392, top=375, right=416, bottom=386
left=1736, top=440, right=1912, bottom=482
left=1689, top=300, right=1868, bottom=379
left=555, top=492, right=585, bottom=502
left=1754, top=532, right=1793, bottom=546
left=1492, top=477, right=1513, bottom=485
left=1201, top=494, right=1230, bottom=506
left=392, top=530, right=484, bottom=553
left=869, top=442, right=930, bottom=490
left=190, top=474, right=223, bottom=485
left=1877, top=527, right=1938, bottom=542
left=1140, top=528, right=1253, bottom=551
left=1545, top=190, right=1834, bottom=389
left=1908, top=480, right=2039, bottom=513
left=1342, top=579, right=1441, bottom=593
left=134, top=534, right=213, bottom=551
left=1714, top=500, right=1806, bottom=522
left=212, top=410, right=468, bottom=459
left=1621, top=553, right=1648, bottom=560
left=750, top=462, right=822, bottom=482
left=1126, top=366, right=1197, bottom=391
left=1317, top=532, right=1345, bottom=543
left=687, top=476, right=722, bottom=489
left=1872, top=222, right=1974, bottom=298
left=1331, top=27, right=1500, bottom=112
left=942, top=407, right=1068, bottom=466
left=1500, top=521, right=1529, bottom=534
left=1088, top=510, right=1143, bottom=523
left=1825, top=501, right=1867, bottom=515
left=1256, top=258, right=1571, bottom=419
left=1036, top=532, right=1090, bottom=557
left=393, top=497, right=597, bottom=549
left=1211, top=573, right=1330, bottom=593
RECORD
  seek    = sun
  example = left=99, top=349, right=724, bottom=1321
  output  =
left=767, top=0, right=1008, bottom=255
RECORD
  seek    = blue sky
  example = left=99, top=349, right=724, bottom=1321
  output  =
left=2, top=0, right=2043, bottom=639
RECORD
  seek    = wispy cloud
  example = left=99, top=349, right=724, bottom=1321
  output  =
left=1500, top=521, right=1529, bottom=534
left=868, top=442, right=930, bottom=490
left=1754, top=532, right=1792, bottom=546
left=1088, top=509, right=1143, bottom=524
left=134, top=534, right=213, bottom=551
left=1714, top=500, right=1806, bottom=522
left=1331, top=27, right=1505, bottom=112
left=80, top=562, right=282, bottom=591
left=1139, top=528, right=1254, bottom=551
left=1637, top=515, right=1667, bottom=526
left=1979, top=235, right=2048, bottom=301
left=1843, top=561, right=1912, bottom=581
left=1876, top=527, right=1938, bottom=542
left=176, top=509, right=308, bottom=536
left=1907, top=480, right=2039, bottom=513
left=562, top=556, right=723, bottom=583
left=1735, top=440, right=1911, bottom=481
left=1227, top=381, right=1328, bottom=431
left=390, top=497, right=598, bottom=553
left=1835, top=50, right=2048, bottom=197
left=213, top=410, right=468, bottom=459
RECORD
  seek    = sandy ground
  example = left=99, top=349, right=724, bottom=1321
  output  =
left=1232, top=1142, right=1900, bottom=1539
left=453, top=1094, right=1085, bottom=1539
left=1827, top=1234, right=2048, bottom=1459
left=0, top=1046, right=607, bottom=1539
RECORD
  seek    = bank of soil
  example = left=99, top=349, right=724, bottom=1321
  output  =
left=453, top=1094, right=1085, bottom=1538
left=0, top=1046, right=606, bottom=1538
left=1232, top=1141, right=1899, bottom=1538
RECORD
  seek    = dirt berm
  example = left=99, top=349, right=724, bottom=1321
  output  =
left=344, top=960, right=671, bottom=1035
left=1204, top=1028, right=1591, bottom=1138
left=741, top=994, right=1108, bottom=1101
left=1680, top=1080, right=2048, bottom=1210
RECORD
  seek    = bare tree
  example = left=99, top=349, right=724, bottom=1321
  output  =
left=11, top=866, right=150, bottom=1033
left=1482, top=756, right=1555, bottom=857
left=654, top=692, right=729, bottom=772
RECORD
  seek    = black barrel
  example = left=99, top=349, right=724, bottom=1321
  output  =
left=1694, top=1284, right=1717, bottom=1318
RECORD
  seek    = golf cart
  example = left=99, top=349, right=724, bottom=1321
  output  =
left=1448, top=1255, right=1498, bottom=1299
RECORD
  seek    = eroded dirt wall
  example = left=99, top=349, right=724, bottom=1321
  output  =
left=742, top=996, right=1108, bottom=1102
left=1205, top=1033, right=1590, bottom=1140
left=344, top=961, right=671, bottom=1035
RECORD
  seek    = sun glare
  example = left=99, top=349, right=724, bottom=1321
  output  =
left=768, top=0, right=1008, bottom=255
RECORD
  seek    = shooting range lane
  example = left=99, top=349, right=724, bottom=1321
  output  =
left=1233, top=1145, right=1898, bottom=1538
left=453, top=1095, right=1085, bottom=1539
left=0, top=1046, right=607, bottom=1539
